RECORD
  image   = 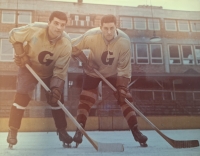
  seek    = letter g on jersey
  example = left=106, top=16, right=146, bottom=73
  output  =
left=101, top=51, right=114, bottom=65
left=38, top=51, right=53, bottom=66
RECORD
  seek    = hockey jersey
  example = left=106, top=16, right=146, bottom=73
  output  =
left=72, top=27, right=132, bottom=79
left=9, top=22, right=72, bottom=81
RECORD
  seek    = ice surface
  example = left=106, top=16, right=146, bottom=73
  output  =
left=0, top=130, right=200, bottom=156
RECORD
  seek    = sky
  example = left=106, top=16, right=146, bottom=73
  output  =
left=1, top=130, right=200, bottom=156
left=49, top=0, right=200, bottom=11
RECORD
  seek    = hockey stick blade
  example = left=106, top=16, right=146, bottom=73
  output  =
left=94, top=69, right=199, bottom=149
left=155, top=126, right=199, bottom=148
left=170, top=139, right=199, bottom=148
left=25, top=64, right=124, bottom=152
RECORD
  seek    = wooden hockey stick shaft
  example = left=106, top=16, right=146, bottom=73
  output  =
left=93, top=69, right=199, bottom=148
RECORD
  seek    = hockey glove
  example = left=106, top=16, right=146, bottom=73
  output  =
left=72, top=51, right=99, bottom=72
left=114, top=76, right=130, bottom=103
left=46, top=88, right=62, bottom=106
left=114, top=86, right=128, bottom=103
left=13, top=42, right=31, bottom=68
left=83, top=61, right=99, bottom=72
left=14, top=54, right=31, bottom=68
left=46, top=76, right=64, bottom=107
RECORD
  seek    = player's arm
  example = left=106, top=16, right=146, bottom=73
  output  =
left=47, top=44, right=72, bottom=106
left=115, top=40, right=132, bottom=103
left=9, top=24, right=33, bottom=68
left=71, top=36, right=98, bottom=72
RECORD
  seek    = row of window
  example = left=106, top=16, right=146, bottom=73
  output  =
left=1, top=10, right=32, bottom=24
left=1, top=38, right=200, bottom=66
left=131, top=44, right=200, bottom=65
left=1, top=10, right=200, bottom=32
left=120, top=17, right=200, bottom=32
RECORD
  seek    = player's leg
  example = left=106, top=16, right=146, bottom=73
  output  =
left=107, top=76, right=148, bottom=147
left=119, top=92, right=148, bottom=147
left=7, top=68, right=37, bottom=148
left=43, top=77, right=72, bottom=147
left=73, top=74, right=100, bottom=147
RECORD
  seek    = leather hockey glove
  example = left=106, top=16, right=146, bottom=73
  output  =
left=114, top=86, right=128, bottom=103
left=114, top=76, right=130, bottom=103
left=13, top=42, right=31, bottom=68
left=72, top=51, right=99, bottom=72
left=46, top=76, right=64, bottom=107
left=83, top=61, right=99, bottom=72
left=46, top=88, right=62, bottom=106
left=14, top=54, right=31, bottom=68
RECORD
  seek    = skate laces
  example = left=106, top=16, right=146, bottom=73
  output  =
left=75, top=129, right=82, bottom=136
left=132, top=127, right=143, bottom=137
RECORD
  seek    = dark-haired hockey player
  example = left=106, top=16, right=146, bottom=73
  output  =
left=7, top=11, right=72, bottom=148
left=71, top=14, right=148, bottom=147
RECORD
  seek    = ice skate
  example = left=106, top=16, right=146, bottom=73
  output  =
left=131, top=125, right=148, bottom=147
left=57, top=129, right=73, bottom=148
left=7, top=128, right=18, bottom=149
left=73, top=124, right=83, bottom=148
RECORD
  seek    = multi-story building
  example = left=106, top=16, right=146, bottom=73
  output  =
left=0, top=0, right=200, bottom=131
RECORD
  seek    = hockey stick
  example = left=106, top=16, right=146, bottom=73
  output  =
left=25, top=64, right=124, bottom=152
left=93, top=68, right=199, bottom=149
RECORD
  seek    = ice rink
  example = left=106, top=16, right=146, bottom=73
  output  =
left=0, top=129, right=200, bottom=156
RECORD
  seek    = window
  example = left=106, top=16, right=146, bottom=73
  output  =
left=181, top=45, right=194, bottom=65
left=18, top=11, right=32, bottom=24
left=178, top=20, right=190, bottom=32
left=194, top=45, right=200, bottom=65
left=190, top=21, right=200, bottom=32
left=75, top=15, right=79, bottom=21
left=136, top=44, right=148, bottom=64
left=131, top=43, right=134, bottom=64
left=0, top=39, right=14, bottom=61
left=2, top=10, right=15, bottom=23
left=86, top=16, right=90, bottom=21
left=150, top=44, right=163, bottom=64
left=165, top=20, right=177, bottom=31
left=168, top=45, right=181, bottom=64
left=134, top=18, right=146, bottom=30
left=148, top=18, right=160, bottom=30
left=119, top=17, right=133, bottom=29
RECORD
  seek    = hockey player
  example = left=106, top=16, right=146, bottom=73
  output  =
left=7, top=11, right=72, bottom=148
left=72, top=14, right=148, bottom=147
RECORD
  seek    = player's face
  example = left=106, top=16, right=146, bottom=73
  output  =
left=100, top=22, right=117, bottom=42
left=48, top=17, right=67, bottom=39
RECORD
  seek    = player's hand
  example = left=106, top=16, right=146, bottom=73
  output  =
left=46, top=88, right=61, bottom=106
left=83, top=61, right=99, bottom=72
left=114, top=86, right=128, bottom=103
left=14, top=55, right=31, bottom=68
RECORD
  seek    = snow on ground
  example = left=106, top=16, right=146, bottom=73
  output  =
left=0, top=129, right=200, bottom=156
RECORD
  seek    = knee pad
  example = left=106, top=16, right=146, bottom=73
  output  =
left=14, top=93, right=31, bottom=107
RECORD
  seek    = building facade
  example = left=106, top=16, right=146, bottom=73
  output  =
left=0, top=0, right=200, bottom=125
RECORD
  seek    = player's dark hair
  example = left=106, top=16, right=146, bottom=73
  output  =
left=101, top=14, right=117, bottom=26
left=49, top=11, right=68, bottom=23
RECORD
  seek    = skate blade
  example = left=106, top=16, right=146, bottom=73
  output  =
left=63, top=142, right=71, bottom=148
left=75, top=143, right=79, bottom=148
left=140, top=142, right=148, bottom=147
left=8, top=144, right=14, bottom=149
